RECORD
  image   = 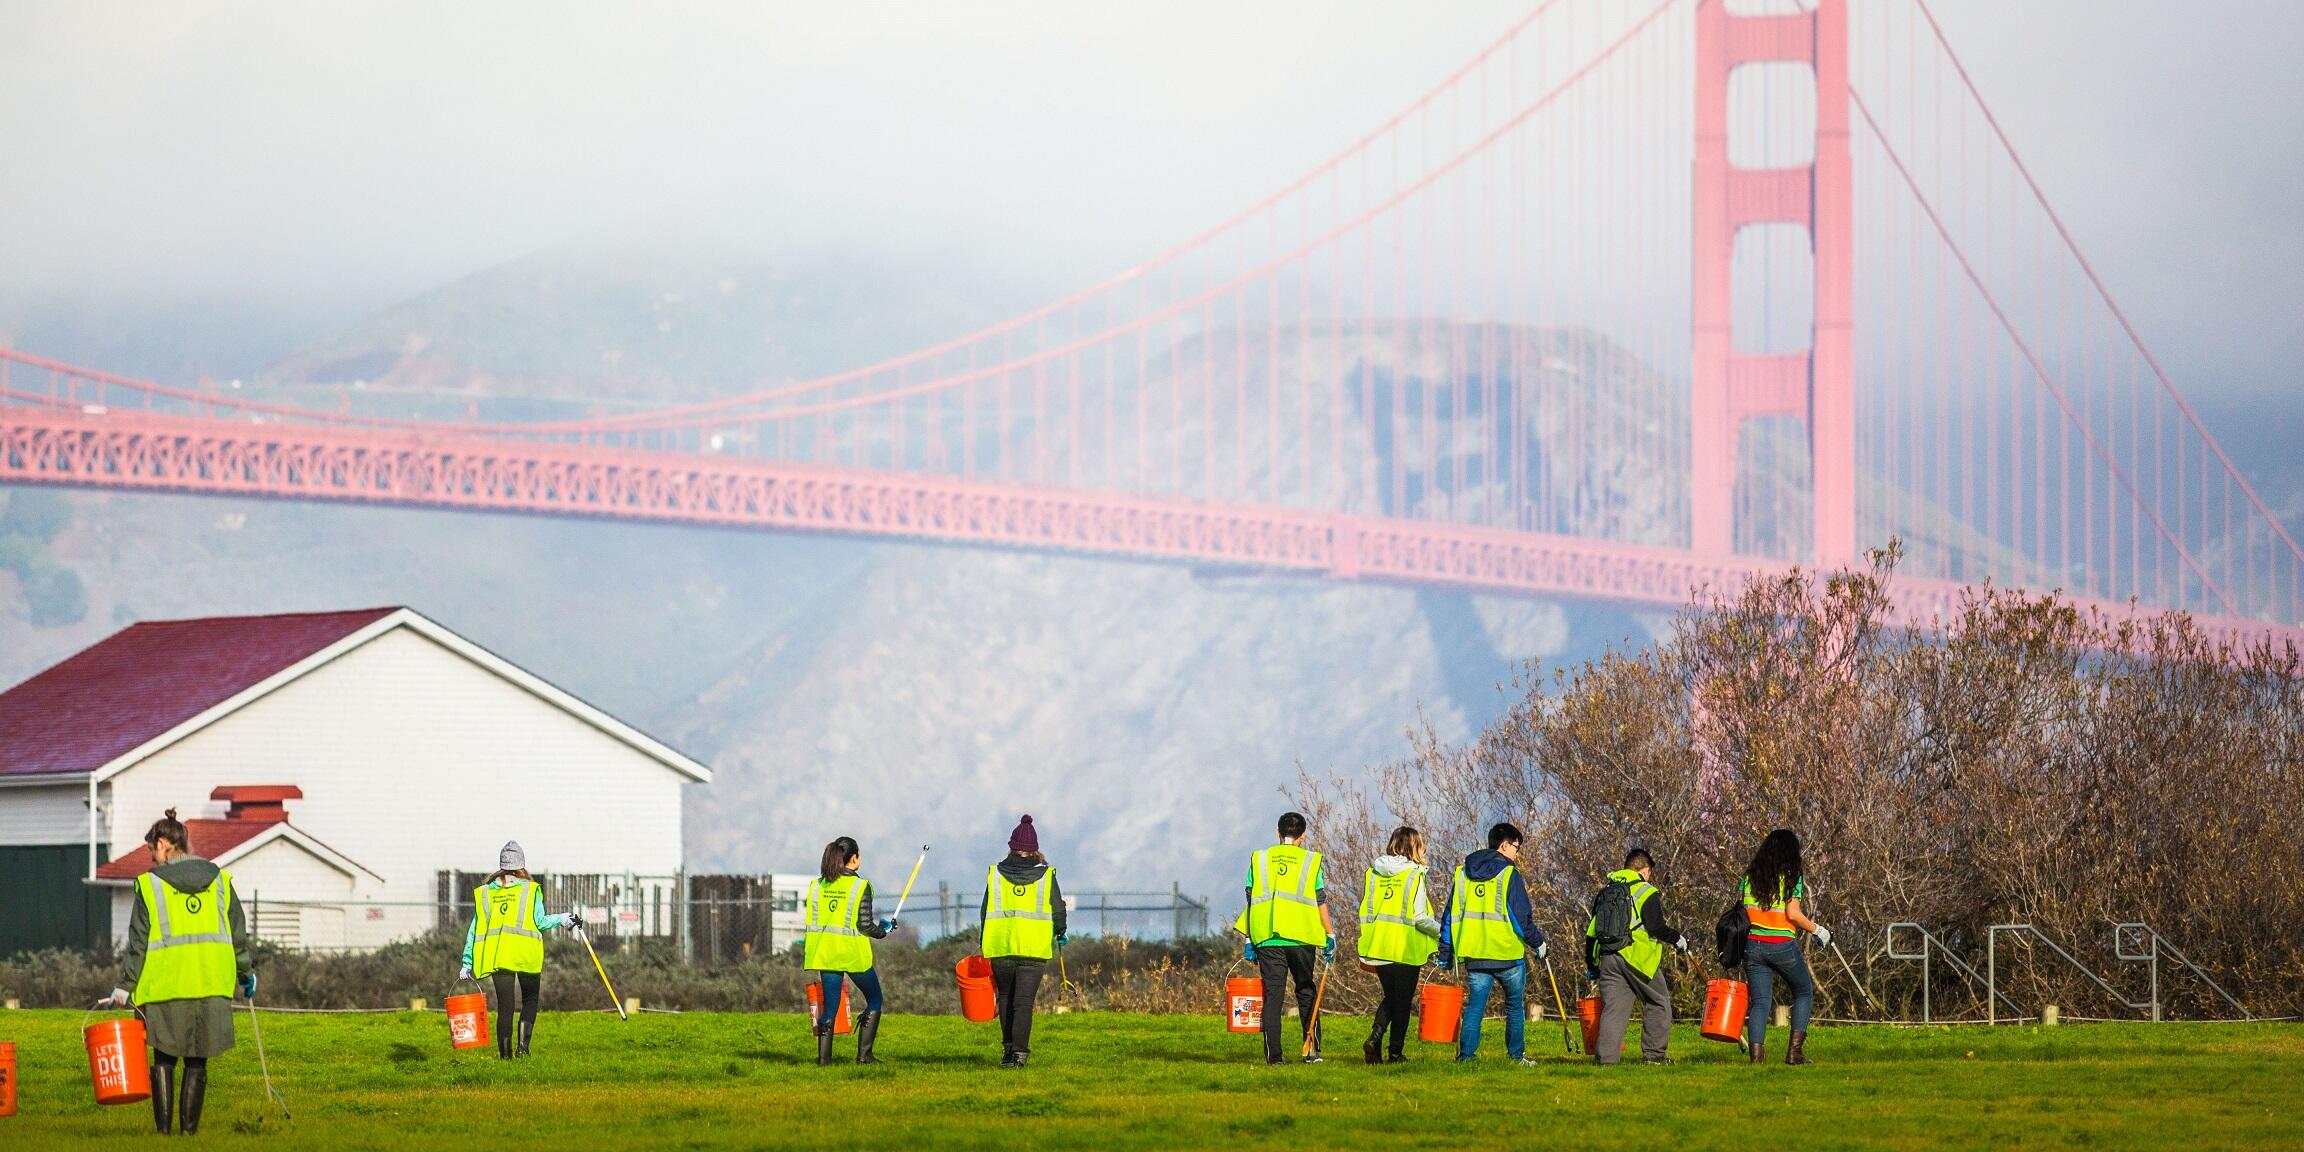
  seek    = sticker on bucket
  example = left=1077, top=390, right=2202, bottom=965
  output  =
left=1229, top=994, right=1262, bottom=1031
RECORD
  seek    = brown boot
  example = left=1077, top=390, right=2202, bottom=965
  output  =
left=1747, top=1040, right=1765, bottom=1064
left=1785, top=1030, right=1810, bottom=1065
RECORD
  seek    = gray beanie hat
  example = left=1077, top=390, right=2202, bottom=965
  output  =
left=499, top=840, right=526, bottom=871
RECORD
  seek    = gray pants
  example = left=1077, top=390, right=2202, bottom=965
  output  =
left=1594, top=952, right=1672, bottom=1065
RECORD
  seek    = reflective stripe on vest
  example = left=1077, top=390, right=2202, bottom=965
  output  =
left=803, top=875, right=875, bottom=973
left=1592, top=874, right=1664, bottom=979
left=473, top=880, right=544, bottom=977
left=133, top=870, right=236, bottom=1004
left=1356, top=865, right=1436, bottom=965
left=1741, top=876, right=1797, bottom=938
left=1449, top=864, right=1524, bottom=962
left=1242, top=845, right=1324, bottom=946
left=981, top=865, right=1056, bottom=960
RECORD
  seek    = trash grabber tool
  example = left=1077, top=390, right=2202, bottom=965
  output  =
left=1301, top=953, right=1333, bottom=1060
left=1542, top=948, right=1576, bottom=1054
left=574, top=920, right=628, bottom=1020
left=889, top=845, right=930, bottom=924
left=1828, top=939, right=1884, bottom=1014
left=245, top=986, right=290, bottom=1119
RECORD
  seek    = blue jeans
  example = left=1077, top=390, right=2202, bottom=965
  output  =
left=1745, top=938, right=1813, bottom=1049
left=818, top=967, right=885, bottom=1020
left=1458, top=961, right=1526, bottom=1060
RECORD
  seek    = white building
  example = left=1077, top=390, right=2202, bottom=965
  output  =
left=0, top=607, right=711, bottom=953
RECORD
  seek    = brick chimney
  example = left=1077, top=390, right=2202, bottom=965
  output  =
left=210, top=784, right=302, bottom=824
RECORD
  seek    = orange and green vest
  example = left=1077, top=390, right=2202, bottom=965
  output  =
left=1742, top=875, right=1805, bottom=942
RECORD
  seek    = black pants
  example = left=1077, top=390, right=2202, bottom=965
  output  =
left=990, top=956, right=1045, bottom=1056
left=1366, top=963, right=1420, bottom=1056
left=1256, top=944, right=1320, bottom=1062
left=491, top=969, right=541, bottom=1054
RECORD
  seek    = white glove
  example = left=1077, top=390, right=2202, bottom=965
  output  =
left=458, top=965, right=473, bottom=983
left=106, top=987, right=131, bottom=1008
left=1811, top=925, right=1833, bottom=949
left=1673, top=936, right=1691, bottom=955
left=1534, top=941, right=1548, bottom=960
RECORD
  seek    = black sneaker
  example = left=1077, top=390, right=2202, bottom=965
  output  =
left=1385, top=1053, right=1408, bottom=1064
left=1302, top=1053, right=1324, bottom=1064
left=999, top=1053, right=1019, bottom=1069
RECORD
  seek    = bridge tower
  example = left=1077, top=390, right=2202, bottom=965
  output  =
left=1690, top=0, right=1853, bottom=564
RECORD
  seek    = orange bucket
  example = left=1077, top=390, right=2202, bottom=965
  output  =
left=1, top=1040, right=16, bottom=1117
left=806, top=981, right=853, bottom=1034
left=954, top=955, right=998, bottom=1023
left=1224, top=977, right=1263, bottom=1033
left=83, top=1017, right=150, bottom=1106
left=1577, top=994, right=1602, bottom=1056
left=1701, top=978, right=1749, bottom=1044
left=1417, top=982, right=1464, bottom=1043
left=445, top=992, right=491, bottom=1050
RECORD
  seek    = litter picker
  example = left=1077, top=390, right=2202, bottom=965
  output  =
left=1541, top=948, right=1577, bottom=1054
left=889, top=846, right=930, bottom=925
left=1827, top=939, right=1884, bottom=1014
left=1302, top=953, right=1332, bottom=1060
left=571, top=911, right=628, bottom=1020
left=244, top=987, right=290, bottom=1119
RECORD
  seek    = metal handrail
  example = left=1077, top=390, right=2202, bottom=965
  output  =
left=1988, top=923, right=2148, bottom=1025
left=1885, top=922, right=2022, bottom=1022
left=2113, top=922, right=2251, bottom=1021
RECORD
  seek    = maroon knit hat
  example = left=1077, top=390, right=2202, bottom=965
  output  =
left=1008, top=814, right=1039, bottom=853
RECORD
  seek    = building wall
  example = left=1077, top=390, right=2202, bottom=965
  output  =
left=0, top=781, right=93, bottom=847
left=1, top=844, right=110, bottom=955
left=105, top=624, right=693, bottom=948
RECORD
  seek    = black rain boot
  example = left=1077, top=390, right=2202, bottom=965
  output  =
left=497, top=1020, right=513, bottom=1060
left=178, top=1063, right=207, bottom=1135
left=854, top=1012, right=882, bottom=1065
left=516, top=1017, right=534, bottom=1058
left=1748, top=1040, right=1766, bottom=1064
left=149, top=1060, right=174, bottom=1134
left=815, top=1021, right=835, bottom=1067
left=1785, top=1030, right=1810, bottom=1066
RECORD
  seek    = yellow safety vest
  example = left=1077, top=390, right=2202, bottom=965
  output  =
left=804, top=875, right=875, bottom=973
left=132, top=870, right=237, bottom=1004
left=1585, top=869, right=1666, bottom=979
left=1356, top=865, right=1437, bottom=965
left=1233, top=844, right=1325, bottom=946
left=981, top=866, right=1056, bottom=960
left=1449, top=864, right=1524, bottom=963
left=472, top=880, right=544, bottom=976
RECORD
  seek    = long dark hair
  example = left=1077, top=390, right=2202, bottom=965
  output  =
left=819, top=836, right=860, bottom=881
left=144, top=808, right=189, bottom=851
left=1745, top=829, right=1804, bottom=907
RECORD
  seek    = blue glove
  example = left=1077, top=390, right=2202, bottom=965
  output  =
left=1055, top=935, right=1067, bottom=948
left=239, top=972, right=257, bottom=998
left=1322, top=935, right=1337, bottom=962
left=1242, top=942, right=1258, bottom=962
left=878, top=918, right=897, bottom=934
left=1436, top=949, right=1453, bottom=968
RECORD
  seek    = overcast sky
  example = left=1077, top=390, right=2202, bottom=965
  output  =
left=1, top=1, right=2297, bottom=408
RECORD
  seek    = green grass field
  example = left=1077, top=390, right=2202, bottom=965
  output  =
left=1, top=1010, right=2298, bottom=1149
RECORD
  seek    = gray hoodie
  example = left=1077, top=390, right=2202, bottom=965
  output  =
left=119, top=855, right=252, bottom=995
left=1361, top=855, right=1443, bottom=964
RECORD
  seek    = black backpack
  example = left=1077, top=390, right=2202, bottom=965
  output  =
left=1715, top=901, right=1750, bottom=970
left=1590, top=879, right=1637, bottom=957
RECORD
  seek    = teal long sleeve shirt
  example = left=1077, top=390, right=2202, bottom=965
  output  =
left=461, top=881, right=576, bottom=971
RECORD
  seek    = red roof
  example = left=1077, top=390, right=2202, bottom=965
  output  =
left=0, top=608, right=400, bottom=778
left=96, top=819, right=278, bottom=880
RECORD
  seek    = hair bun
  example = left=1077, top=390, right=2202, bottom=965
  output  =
left=163, top=807, right=178, bottom=821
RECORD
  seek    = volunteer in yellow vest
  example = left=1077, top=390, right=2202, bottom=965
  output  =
left=806, top=835, right=896, bottom=1066
left=1435, top=822, right=1548, bottom=1065
left=1233, top=811, right=1337, bottom=1064
left=457, top=841, right=581, bottom=1059
left=104, top=809, right=252, bottom=1136
left=1582, top=847, right=1688, bottom=1066
left=1355, top=825, right=1441, bottom=1064
left=979, top=814, right=1069, bottom=1068
left=1741, top=828, right=1831, bottom=1065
